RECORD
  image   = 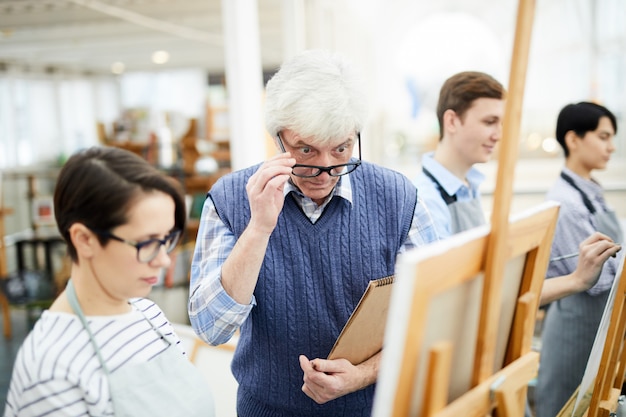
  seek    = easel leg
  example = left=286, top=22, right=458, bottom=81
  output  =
left=1, top=290, right=11, bottom=339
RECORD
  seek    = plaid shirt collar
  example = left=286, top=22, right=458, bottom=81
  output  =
left=283, top=174, right=353, bottom=223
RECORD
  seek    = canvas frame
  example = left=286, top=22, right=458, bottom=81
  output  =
left=372, top=201, right=559, bottom=417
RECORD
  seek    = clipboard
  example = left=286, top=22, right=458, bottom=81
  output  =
left=327, top=275, right=394, bottom=364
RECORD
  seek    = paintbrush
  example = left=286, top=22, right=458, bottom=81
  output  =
left=550, top=244, right=622, bottom=262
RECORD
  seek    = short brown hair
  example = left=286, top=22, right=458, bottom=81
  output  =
left=54, top=146, right=186, bottom=262
left=436, top=71, right=506, bottom=139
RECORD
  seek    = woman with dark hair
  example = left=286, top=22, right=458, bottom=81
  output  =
left=5, top=146, right=215, bottom=417
left=535, top=102, right=623, bottom=417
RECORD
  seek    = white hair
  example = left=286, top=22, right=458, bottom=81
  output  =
left=264, top=49, right=369, bottom=144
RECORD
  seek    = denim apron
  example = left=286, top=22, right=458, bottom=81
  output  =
left=423, top=168, right=486, bottom=234
left=560, top=172, right=623, bottom=243
left=535, top=172, right=624, bottom=417
left=66, top=280, right=215, bottom=417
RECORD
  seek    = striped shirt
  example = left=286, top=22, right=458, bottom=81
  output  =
left=546, top=167, right=622, bottom=295
left=188, top=173, right=439, bottom=346
left=4, top=299, right=185, bottom=417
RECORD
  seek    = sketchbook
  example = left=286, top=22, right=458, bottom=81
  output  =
left=327, top=275, right=395, bottom=365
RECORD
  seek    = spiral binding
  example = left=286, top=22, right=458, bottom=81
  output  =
left=374, top=275, right=394, bottom=286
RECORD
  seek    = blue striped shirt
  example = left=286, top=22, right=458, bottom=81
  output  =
left=414, top=152, right=485, bottom=239
left=546, top=167, right=623, bottom=295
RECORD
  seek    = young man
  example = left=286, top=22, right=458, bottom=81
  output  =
left=415, top=71, right=505, bottom=238
left=417, top=74, right=620, bottom=308
left=535, top=102, right=623, bottom=417
left=188, top=50, right=439, bottom=417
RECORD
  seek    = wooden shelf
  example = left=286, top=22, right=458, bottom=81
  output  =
left=99, top=117, right=232, bottom=244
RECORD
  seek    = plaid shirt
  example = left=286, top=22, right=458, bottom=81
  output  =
left=188, top=174, right=438, bottom=345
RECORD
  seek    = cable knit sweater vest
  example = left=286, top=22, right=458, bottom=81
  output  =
left=208, top=161, right=416, bottom=417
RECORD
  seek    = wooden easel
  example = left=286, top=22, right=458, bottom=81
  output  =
left=431, top=353, right=540, bottom=417
left=0, top=211, right=12, bottom=339
left=372, top=201, right=558, bottom=417
left=372, top=0, right=539, bottom=415
left=557, top=253, right=626, bottom=417
left=0, top=171, right=14, bottom=338
left=474, top=0, right=536, bottom=384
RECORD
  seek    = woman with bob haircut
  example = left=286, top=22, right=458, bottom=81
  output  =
left=5, top=146, right=215, bottom=417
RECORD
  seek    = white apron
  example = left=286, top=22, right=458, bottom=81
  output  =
left=66, top=280, right=215, bottom=417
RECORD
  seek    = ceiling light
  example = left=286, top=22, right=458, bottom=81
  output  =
left=541, top=137, right=559, bottom=154
left=526, top=132, right=542, bottom=151
left=111, top=61, right=125, bottom=74
left=152, top=50, right=170, bottom=65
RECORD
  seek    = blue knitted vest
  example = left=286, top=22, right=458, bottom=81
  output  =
left=209, top=161, right=416, bottom=417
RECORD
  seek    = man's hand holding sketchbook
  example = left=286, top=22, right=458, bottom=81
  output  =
left=327, top=275, right=395, bottom=365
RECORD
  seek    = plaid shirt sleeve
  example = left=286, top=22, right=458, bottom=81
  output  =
left=188, top=197, right=254, bottom=346
left=400, top=196, right=440, bottom=253
left=188, top=187, right=438, bottom=344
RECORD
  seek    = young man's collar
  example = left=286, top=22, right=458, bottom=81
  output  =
left=422, top=152, right=485, bottom=194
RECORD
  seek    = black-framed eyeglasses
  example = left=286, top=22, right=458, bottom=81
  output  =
left=90, top=228, right=182, bottom=263
left=277, top=132, right=361, bottom=178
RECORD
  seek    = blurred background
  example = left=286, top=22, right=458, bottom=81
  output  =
left=0, top=0, right=624, bottom=222
left=1, top=1, right=625, bottom=414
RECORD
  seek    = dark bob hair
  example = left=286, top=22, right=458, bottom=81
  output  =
left=556, top=101, right=617, bottom=157
left=54, top=146, right=186, bottom=262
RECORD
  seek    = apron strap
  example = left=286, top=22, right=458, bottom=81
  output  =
left=129, top=299, right=172, bottom=345
left=560, top=172, right=596, bottom=214
left=66, top=279, right=111, bottom=375
left=422, top=168, right=457, bottom=205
